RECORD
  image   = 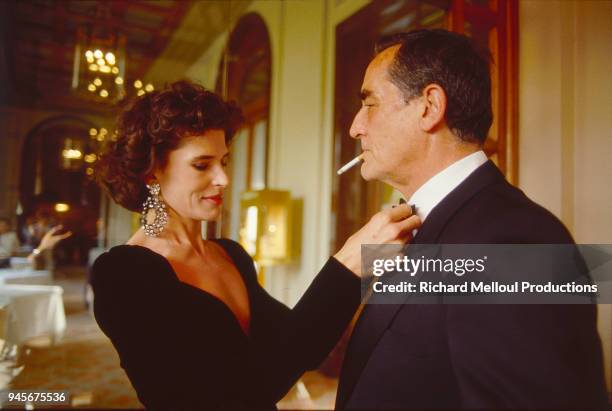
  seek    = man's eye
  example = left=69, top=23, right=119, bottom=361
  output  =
left=221, top=159, right=229, bottom=167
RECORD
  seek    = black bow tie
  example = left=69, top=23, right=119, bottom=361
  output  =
left=398, top=197, right=417, bottom=215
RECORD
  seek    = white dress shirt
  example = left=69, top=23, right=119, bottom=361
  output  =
left=407, top=150, right=488, bottom=234
left=0, top=231, right=20, bottom=259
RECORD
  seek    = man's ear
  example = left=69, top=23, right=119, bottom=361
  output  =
left=419, top=84, right=447, bottom=132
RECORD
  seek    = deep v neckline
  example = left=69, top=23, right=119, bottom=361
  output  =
left=124, top=241, right=252, bottom=338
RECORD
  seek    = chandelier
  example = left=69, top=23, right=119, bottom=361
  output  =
left=70, top=3, right=156, bottom=105
left=72, top=25, right=126, bottom=104
left=59, top=126, right=119, bottom=185
left=71, top=31, right=155, bottom=103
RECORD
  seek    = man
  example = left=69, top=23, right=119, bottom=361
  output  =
left=0, top=217, right=19, bottom=267
left=335, top=29, right=607, bottom=409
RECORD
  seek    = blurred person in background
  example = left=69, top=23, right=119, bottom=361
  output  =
left=0, top=217, right=19, bottom=268
left=20, top=210, right=55, bottom=250
left=20, top=215, right=38, bottom=250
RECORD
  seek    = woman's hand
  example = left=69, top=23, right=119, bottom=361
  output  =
left=38, top=225, right=72, bottom=252
left=333, top=203, right=421, bottom=277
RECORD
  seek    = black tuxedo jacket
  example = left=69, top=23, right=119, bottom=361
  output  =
left=336, top=161, right=608, bottom=410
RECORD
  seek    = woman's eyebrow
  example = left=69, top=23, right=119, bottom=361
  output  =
left=191, top=155, right=215, bottom=161
left=192, top=153, right=229, bottom=161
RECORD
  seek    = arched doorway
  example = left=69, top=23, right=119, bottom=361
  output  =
left=19, top=116, right=103, bottom=266
left=214, top=12, right=272, bottom=240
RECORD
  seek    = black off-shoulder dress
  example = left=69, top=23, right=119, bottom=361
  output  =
left=91, top=238, right=360, bottom=410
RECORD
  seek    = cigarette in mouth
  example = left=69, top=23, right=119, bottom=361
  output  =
left=337, top=153, right=364, bottom=175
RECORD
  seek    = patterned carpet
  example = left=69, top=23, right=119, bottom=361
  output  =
left=1, top=266, right=338, bottom=410
left=9, top=338, right=141, bottom=408
left=4, top=267, right=142, bottom=409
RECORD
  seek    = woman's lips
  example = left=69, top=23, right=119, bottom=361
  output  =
left=203, top=195, right=223, bottom=205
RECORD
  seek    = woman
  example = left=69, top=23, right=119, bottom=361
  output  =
left=92, top=80, right=420, bottom=410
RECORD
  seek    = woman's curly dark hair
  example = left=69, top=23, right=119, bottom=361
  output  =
left=95, top=80, right=243, bottom=212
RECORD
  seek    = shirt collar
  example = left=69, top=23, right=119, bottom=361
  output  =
left=407, top=150, right=488, bottom=223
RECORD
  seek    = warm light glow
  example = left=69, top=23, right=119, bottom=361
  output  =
left=244, top=206, right=259, bottom=256
left=54, top=203, right=70, bottom=213
left=134, top=80, right=143, bottom=89
left=62, top=149, right=82, bottom=160
left=84, top=153, right=97, bottom=163
left=76, top=40, right=125, bottom=101
left=268, top=224, right=277, bottom=233
left=137, top=89, right=145, bottom=96
left=99, top=128, right=108, bottom=135
left=86, top=167, right=94, bottom=176
left=105, top=52, right=116, bottom=65
left=89, top=128, right=98, bottom=136
left=96, top=135, right=105, bottom=142
left=145, top=83, right=154, bottom=92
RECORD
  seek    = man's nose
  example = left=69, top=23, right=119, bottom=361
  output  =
left=349, top=108, right=365, bottom=139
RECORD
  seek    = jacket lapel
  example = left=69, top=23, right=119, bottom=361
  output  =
left=411, top=161, right=504, bottom=244
left=336, top=161, right=504, bottom=409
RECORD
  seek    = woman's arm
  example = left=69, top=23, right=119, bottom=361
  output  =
left=248, top=254, right=360, bottom=402
left=224, top=204, right=422, bottom=403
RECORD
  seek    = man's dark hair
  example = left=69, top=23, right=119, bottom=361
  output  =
left=375, top=29, right=493, bottom=144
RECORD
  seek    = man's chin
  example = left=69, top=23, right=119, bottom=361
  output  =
left=360, top=165, right=378, bottom=181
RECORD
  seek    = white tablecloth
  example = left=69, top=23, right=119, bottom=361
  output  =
left=0, top=284, right=66, bottom=346
left=0, top=268, right=52, bottom=285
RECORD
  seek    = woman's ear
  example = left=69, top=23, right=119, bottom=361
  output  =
left=144, top=166, right=163, bottom=185
left=419, top=84, right=447, bottom=132
left=144, top=173, right=157, bottom=186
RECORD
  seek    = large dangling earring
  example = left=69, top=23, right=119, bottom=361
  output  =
left=141, top=183, right=168, bottom=237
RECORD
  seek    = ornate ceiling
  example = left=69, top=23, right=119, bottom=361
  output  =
left=0, top=0, right=251, bottom=115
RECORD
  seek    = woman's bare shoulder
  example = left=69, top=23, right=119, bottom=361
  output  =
left=92, top=237, right=173, bottom=286
left=125, top=230, right=172, bottom=259
left=125, top=229, right=150, bottom=248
